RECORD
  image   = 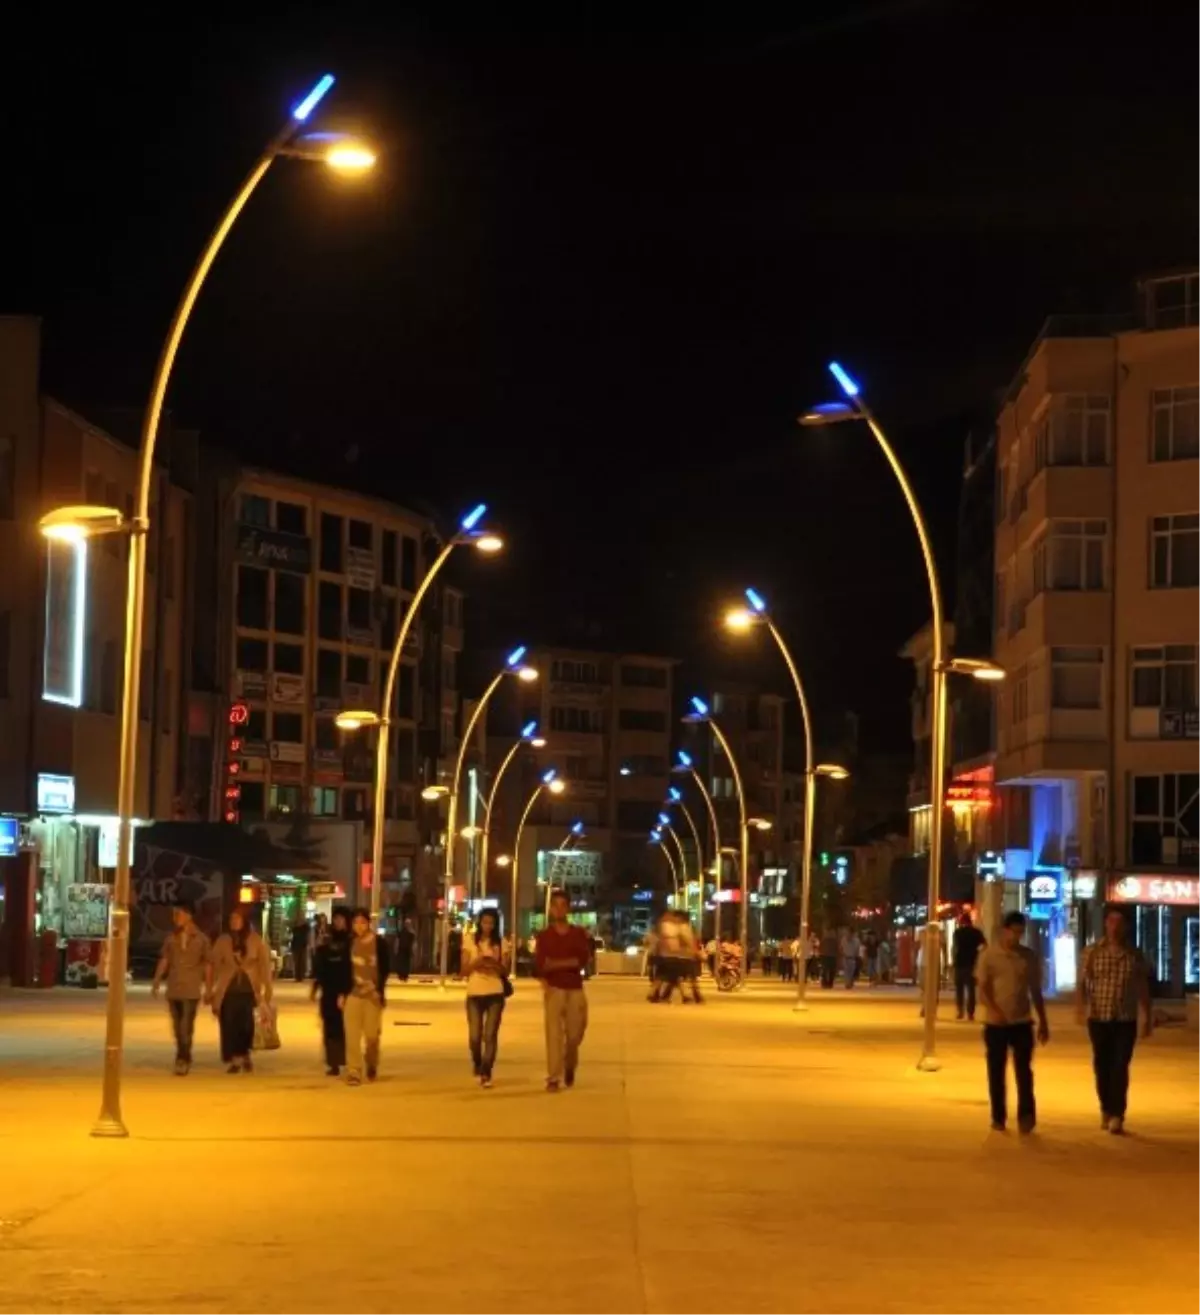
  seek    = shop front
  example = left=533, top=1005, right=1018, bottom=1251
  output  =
left=1108, top=873, right=1199, bottom=997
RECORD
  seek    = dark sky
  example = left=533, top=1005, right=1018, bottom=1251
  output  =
left=9, top=2, right=1197, bottom=752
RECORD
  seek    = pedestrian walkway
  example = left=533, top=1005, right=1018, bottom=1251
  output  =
left=0, top=981, right=1195, bottom=1313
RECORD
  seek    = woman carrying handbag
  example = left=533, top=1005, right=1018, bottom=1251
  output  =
left=461, top=907, right=510, bottom=1089
left=211, top=908, right=273, bottom=1073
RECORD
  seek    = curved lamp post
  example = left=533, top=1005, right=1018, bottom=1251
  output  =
left=656, top=813, right=690, bottom=906
left=435, top=646, right=538, bottom=986
left=725, top=589, right=851, bottom=1010
left=800, top=362, right=1004, bottom=1067
left=511, top=769, right=566, bottom=969
left=649, top=828, right=681, bottom=905
left=480, top=720, right=546, bottom=899
left=671, top=749, right=722, bottom=945
left=337, top=502, right=504, bottom=929
left=663, top=786, right=705, bottom=923
left=38, top=74, right=376, bottom=1140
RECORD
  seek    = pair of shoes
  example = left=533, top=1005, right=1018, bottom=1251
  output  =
left=990, top=1121, right=1006, bottom=1132
left=1017, top=1117, right=1036, bottom=1135
left=347, top=1073, right=362, bottom=1087
left=366, top=1066, right=377, bottom=1082
left=545, top=1078, right=561, bottom=1093
left=326, top=1065, right=340, bottom=1077
left=1108, top=1116, right=1125, bottom=1135
left=564, top=1069, right=575, bottom=1089
left=1100, top=1111, right=1111, bottom=1130
left=227, top=1063, right=241, bottom=1074
left=174, top=1059, right=189, bottom=1076
left=242, top=1057, right=254, bottom=1074
left=480, top=1074, right=493, bottom=1089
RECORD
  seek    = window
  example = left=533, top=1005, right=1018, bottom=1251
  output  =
left=1130, top=772, right=1199, bottom=866
left=272, top=711, right=303, bottom=742
left=343, top=788, right=369, bottom=821
left=1146, top=273, right=1199, bottom=330
left=551, top=658, right=601, bottom=684
left=240, top=494, right=270, bottom=527
left=236, top=637, right=268, bottom=672
left=347, top=587, right=372, bottom=633
left=269, top=784, right=302, bottom=816
left=274, top=572, right=306, bottom=634
left=310, top=786, right=339, bottom=816
left=314, top=717, right=339, bottom=751
left=346, top=653, right=371, bottom=686
left=379, top=596, right=396, bottom=652
left=0, top=610, right=9, bottom=696
left=273, top=641, right=303, bottom=675
left=275, top=501, right=306, bottom=536
left=348, top=519, right=372, bottom=550
left=618, top=707, right=666, bottom=732
left=1050, top=647, right=1103, bottom=709
left=0, top=435, right=14, bottom=520
left=400, top=536, right=417, bottom=591
left=1150, top=514, right=1200, bottom=588
left=245, top=707, right=267, bottom=740
left=1152, top=387, right=1200, bottom=462
left=1033, top=396, right=1110, bottom=469
left=318, top=581, right=342, bottom=640
left=316, top=648, right=341, bottom=698
left=236, top=566, right=269, bottom=629
left=319, top=513, right=343, bottom=572
left=1032, top=520, right=1107, bottom=592
left=620, top=663, right=667, bottom=688
left=550, top=705, right=603, bottom=733
left=239, top=781, right=265, bottom=818
left=1133, top=645, right=1198, bottom=710
left=620, top=754, right=667, bottom=777
left=1009, top=663, right=1029, bottom=726
left=382, top=529, right=397, bottom=586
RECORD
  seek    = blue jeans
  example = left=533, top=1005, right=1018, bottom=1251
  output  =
left=466, top=995, right=505, bottom=1077
left=168, top=998, right=199, bottom=1063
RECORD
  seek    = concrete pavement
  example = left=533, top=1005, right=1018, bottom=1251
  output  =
left=0, top=979, right=1196, bottom=1314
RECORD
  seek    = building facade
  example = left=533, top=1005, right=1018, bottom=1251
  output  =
left=0, top=316, right=189, bottom=982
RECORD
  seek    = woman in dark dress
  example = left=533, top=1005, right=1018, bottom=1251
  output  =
left=312, top=907, right=353, bottom=1076
left=211, top=908, right=273, bottom=1073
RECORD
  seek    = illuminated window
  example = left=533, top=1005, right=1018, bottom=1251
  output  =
left=310, top=786, right=339, bottom=816
left=269, top=784, right=302, bottom=816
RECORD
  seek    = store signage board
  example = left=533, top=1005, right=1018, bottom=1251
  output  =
left=0, top=816, right=18, bottom=857
left=37, top=772, right=76, bottom=814
left=270, top=742, right=306, bottom=764
left=1109, top=875, right=1199, bottom=906
left=1026, top=870, right=1062, bottom=903
left=234, top=525, right=312, bottom=573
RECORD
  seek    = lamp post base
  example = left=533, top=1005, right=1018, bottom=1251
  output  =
left=91, top=1113, right=129, bottom=1139
left=792, top=999, right=811, bottom=1014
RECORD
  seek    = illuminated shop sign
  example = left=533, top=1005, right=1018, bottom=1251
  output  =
left=0, top=817, right=18, bottom=858
left=37, top=772, right=76, bottom=814
left=43, top=540, right=87, bottom=708
left=1109, top=875, right=1199, bottom=906
left=1026, top=870, right=1062, bottom=903
left=947, top=782, right=993, bottom=805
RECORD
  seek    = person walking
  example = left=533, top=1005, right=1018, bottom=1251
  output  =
left=396, top=916, right=416, bottom=982
left=290, top=913, right=311, bottom=982
left=311, top=907, right=352, bottom=1076
left=462, top=907, right=509, bottom=1087
left=841, top=928, right=861, bottom=989
left=1077, top=904, right=1153, bottom=1134
left=862, top=929, right=880, bottom=985
left=819, top=927, right=839, bottom=989
left=648, top=911, right=684, bottom=1003
left=535, top=889, right=590, bottom=1091
left=952, top=913, right=987, bottom=1020
left=975, top=911, right=1049, bottom=1133
left=778, top=936, right=794, bottom=983
left=344, top=908, right=392, bottom=1086
left=151, top=898, right=212, bottom=1075
left=211, top=909, right=273, bottom=1074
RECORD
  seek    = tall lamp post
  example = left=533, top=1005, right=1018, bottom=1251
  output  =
left=656, top=813, right=690, bottom=905
left=649, top=828, right=681, bottom=905
left=480, top=720, right=546, bottom=899
left=37, top=74, right=377, bottom=1139
left=671, top=750, right=722, bottom=945
left=511, top=769, right=566, bottom=969
left=724, top=588, right=850, bottom=1010
left=683, top=697, right=772, bottom=964
left=435, top=646, right=538, bottom=986
left=663, top=786, right=705, bottom=922
left=800, top=362, right=1004, bottom=1067
left=336, top=503, right=504, bottom=928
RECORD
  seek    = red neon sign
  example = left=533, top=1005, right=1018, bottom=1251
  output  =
left=229, top=703, right=249, bottom=726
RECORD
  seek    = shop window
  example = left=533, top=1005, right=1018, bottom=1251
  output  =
left=319, top=513, right=343, bottom=572
left=236, top=566, right=268, bottom=630
left=310, top=786, right=339, bottom=816
left=274, top=571, right=306, bottom=634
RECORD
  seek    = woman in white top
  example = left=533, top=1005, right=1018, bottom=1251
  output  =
left=462, top=907, right=509, bottom=1088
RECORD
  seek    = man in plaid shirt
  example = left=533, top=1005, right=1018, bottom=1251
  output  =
left=1077, top=904, right=1153, bottom=1135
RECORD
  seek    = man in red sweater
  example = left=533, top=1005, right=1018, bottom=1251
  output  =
left=535, top=890, right=590, bottom=1091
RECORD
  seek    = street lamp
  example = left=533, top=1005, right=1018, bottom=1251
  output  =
left=437, top=646, right=538, bottom=987
left=684, top=697, right=752, bottom=964
left=724, top=586, right=851, bottom=1010
left=479, top=720, right=545, bottom=899
left=46, top=73, right=376, bottom=1140
left=649, top=829, right=681, bottom=905
left=671, top=749, right=723, bottom=945
left=800, top=361, right=1005, bottom=1068
left=663, top=786, right=705, bottom=923
left=338, top=503, right=504, bottom=932
left=511, top=769, right=566, bottom=969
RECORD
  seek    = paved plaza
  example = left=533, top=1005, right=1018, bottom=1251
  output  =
left=0, top=978, right=1196, bottom=1314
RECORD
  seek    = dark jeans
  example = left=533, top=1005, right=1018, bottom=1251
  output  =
left=1088, top=1019, right=1137, bottom=1119
left=820, top=955, right=837, bottom=988
left=219, top=989, right=256, bottom=1063
left=984, top=1022, right=1035, bottom=1127
left=320, top=996, right=346, bottom=1068
left=292, top=946, right=308, bottom=980
left=466, top=995, right=505, bottom=1076
left=955, top=971, right=977, bottom=1019
left=168, top=998, right=199, bottom=1063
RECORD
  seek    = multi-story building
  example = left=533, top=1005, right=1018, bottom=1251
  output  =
left=184, top=460, right=464, bottom=935
left=0, top=316, right=189, bottom=982
left=993, top=269, right=1199, bottom=993
left=489, top=647, right=675, bottom=944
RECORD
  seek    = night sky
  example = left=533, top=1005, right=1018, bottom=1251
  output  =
left=10, top=3, right=1196, bottom=753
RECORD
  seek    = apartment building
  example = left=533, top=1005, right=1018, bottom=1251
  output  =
left=492, top=648, right=675, bottom=942
left=0, top=316, right=189, bottom=982
left=185, top=461, right=464, bottom=919
left=993, top=270, right=1198, bottom=993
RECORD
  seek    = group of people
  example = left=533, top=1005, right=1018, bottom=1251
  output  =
left=292, top=911, right=418, bottom=985
left=153, top=890, right=593, bottom=1094
left=645, top=911, right=704, bottom=1003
